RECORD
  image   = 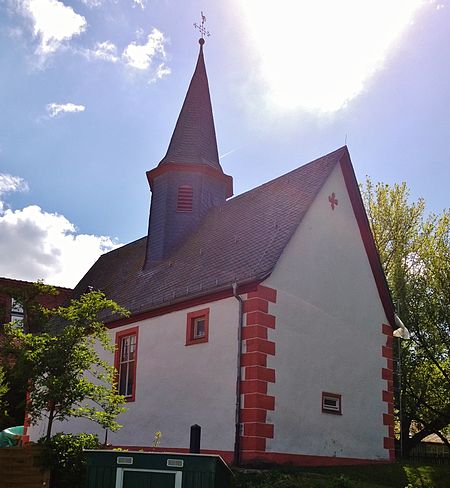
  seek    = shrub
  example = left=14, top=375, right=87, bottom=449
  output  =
left=329, top=475, right=356, bottom=488
left=39, top=432, right=101, bottom=488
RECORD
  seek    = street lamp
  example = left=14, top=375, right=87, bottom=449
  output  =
left=393, top=313, right=410, bottom=459
left=393, top=314, right=410, bottom=340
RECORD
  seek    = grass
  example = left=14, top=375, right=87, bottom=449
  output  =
left=231, top=463, right=450, bottom=488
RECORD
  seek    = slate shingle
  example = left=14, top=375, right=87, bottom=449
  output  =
left=158, top=44, right=223, bottom=172
left=73, top=146, right=347, bottom=319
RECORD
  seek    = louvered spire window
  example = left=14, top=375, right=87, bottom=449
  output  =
left=177, top=185, right=193, bottom=212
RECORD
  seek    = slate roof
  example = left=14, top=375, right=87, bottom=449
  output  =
left=73, top=146, right=348, bottom=320
left=158, top=42, right=224, bottom=173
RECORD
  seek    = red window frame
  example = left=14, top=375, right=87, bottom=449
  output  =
left=322, top=391, right=342, bottom=415
left=114, top=327, right=139, bottom=402
left=186, top=308, right=210, bottom=346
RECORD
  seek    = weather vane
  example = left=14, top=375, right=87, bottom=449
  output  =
left=194, top=11, right=210, bottom=43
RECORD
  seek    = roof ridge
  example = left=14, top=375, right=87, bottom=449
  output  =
left=110, top=146, right=348, bottom=260
left=0, top=276, right=72, bottom=290
left=154, top=147, right=343, bottom=269
left=226, top=145, right=347, bottom=204
left=98, top=236, right=147, bottom=258
left=73, top=146, right=352, bottom=318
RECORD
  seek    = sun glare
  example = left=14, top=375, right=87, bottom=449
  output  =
left=238, top=0, right=430, bottom=113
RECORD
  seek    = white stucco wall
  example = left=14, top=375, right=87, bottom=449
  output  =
left=263, top=163, right=388, bottom=460
left=29, top=297, right=240, bottom=452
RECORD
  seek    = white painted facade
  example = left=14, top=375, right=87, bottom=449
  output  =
left=263, top=164, right=388, bottom=459
left=30, top=298, right=240, bottom=453
left=29, top=162, right=391, bottom=464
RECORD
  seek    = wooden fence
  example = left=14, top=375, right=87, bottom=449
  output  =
left=400, top=442, right=450, bottom=465
left=0, top=446, right=51, bottom=488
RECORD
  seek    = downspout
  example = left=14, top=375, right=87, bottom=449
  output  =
left=232, top=282, right=244, bottom=466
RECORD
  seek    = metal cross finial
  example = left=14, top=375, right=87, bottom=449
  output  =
left=194, top=11, right=210, bottom=41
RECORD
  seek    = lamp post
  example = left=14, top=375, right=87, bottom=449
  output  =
left=393, top=313, right=410, bottom=459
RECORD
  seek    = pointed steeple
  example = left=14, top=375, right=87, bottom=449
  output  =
left=144, top=38, right=233, bottom=267
left=158, top=40, right=221, bottom=171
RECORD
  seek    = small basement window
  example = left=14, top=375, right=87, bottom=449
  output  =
left=186, top=308, right=210, bottom=346
left=177, top=185, right=193, bottom=212
left=322, top=392, right=342, bottom=415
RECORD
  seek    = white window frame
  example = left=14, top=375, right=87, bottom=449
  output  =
left=115, top=468, right=182, bottom=488
left=192, top=316, right=206, bottom=339
left=322, top=392, right=342, bottom=414
left=10, top=298, right=24, bottom=325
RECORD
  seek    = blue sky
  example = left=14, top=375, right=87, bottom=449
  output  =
left=0, top=0, right=449, bottom=287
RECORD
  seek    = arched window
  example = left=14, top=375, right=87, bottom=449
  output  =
left=177, top=185, right=193, bottom=212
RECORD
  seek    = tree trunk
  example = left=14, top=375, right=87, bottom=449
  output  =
left=403, top=427, right=433, bottom=456
left=434, top=431, right=450, bottom=453
left=45, top=406, right=55, bottom=442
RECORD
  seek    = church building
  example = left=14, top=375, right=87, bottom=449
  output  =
left=30, top=37, right=396, bottom=466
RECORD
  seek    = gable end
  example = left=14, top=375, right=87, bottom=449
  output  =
left=339, top=150, right=395, bottom=328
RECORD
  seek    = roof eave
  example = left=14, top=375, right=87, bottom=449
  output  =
left=105, top=272, right=271, bottom=328
left=338, top=148, right=396, bottom=328
left=146, top=164, right=233, bottom=198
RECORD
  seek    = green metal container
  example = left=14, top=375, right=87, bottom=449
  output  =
left=85, top=450, right=232, bottom=488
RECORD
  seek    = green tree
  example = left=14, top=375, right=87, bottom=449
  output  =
left=0, top=281, right=58, bottom=428
left=362, top=178, right=450, bottom=455
left=1, top=290, right=128, bottom=441
left=0, top=280, right=58, bottom=333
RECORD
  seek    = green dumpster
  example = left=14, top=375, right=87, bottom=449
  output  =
left=85, top=450, right=232, bottom=488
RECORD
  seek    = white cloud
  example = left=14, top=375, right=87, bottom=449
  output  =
left=0, top=174, right=29, bottom=213
left=149, top=62, right=171, bottom=83
left=135, top=28, right=145, bottom=39
left=0, top=174, right=120, bottom=288
left=87, top=41, right=119, bottom=62
left=6, top=26, right=25, bottom=41
left=79, top=31, right=170, bottom=83
left=132, top=0, right=147, bottom=9
left=80, top=0, right=104, bottom=7
left=17, top=0, right=87, bottom=55
left=46, top=102, right=86, bottom=117
left=123, top=28, right=167, bottom=70
left=0, top=174, right=29, bottom=197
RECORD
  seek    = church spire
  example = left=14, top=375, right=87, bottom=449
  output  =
left=157, top=39, right=221, bottom=171
left=144, top=27, right=233, bottom=267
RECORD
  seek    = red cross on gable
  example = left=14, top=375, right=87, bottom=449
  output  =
left=328, top=192, right=338, bottom=210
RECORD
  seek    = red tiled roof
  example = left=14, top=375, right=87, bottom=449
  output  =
left=422, top=434, right=446, bottom=444
left=158, top=43, right=223, bottom=173
left=73, top=147, right=348, bottom=319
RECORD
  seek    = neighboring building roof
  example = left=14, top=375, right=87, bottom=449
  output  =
left=0, top=276, right=71, bottom=292
left=74, top=147, right=350, bottom=319
left=421, top=433, right=446, bottom=444
left=157, top=42, right=223, bottom=173
left=0, top=276, right=73, bottom=326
